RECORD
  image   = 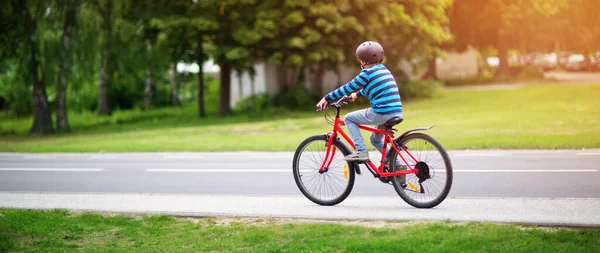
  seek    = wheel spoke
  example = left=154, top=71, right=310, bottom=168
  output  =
left=390, top=134, right=453, bottom=208
left=293, top=138, right=354, bottom=205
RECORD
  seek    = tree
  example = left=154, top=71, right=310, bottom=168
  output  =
left=562, top=0, right=600, bottom=65
left=95, top=0, right=115, bottom=115
left=56, top=0, right=79, bottom=132
left=251, top=0, right=452, bottom=90
left=449, top=0, right=571, bottom=77
left=364, top=0, right=453, bottom=80
left=151, top=0, right=218, bottom=118
left=9, top=0, right=54, bottom=134
left=209, top=1, right=260, bottom=117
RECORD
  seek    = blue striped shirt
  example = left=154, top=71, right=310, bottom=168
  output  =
left=325, top=64, right=402, bottom=115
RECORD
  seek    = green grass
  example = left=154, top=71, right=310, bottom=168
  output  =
left=1, top=209, right=598, bottom=253
left=1, top=83, right=600, bottom=152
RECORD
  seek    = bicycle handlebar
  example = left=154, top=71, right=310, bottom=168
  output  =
left=316, top=95, right=351, bottom=112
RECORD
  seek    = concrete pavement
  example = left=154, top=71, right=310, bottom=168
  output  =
left=1, top=192, right=599, bottom=227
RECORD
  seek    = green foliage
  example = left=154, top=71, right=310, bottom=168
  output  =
left=68, top=81, right=98, bottom=112
left=443, top=76, right=496, bottom=87
left=233, top=93, right=272, bottom=113
left=517, top=66, right=546, bottom=79
left=234, top=85, right=320, bottom=113
left=273, top=85, right=320, bottom=110
left=0, top=67, right=31, bottom=117
left=398, top=80, right=443, bottom=101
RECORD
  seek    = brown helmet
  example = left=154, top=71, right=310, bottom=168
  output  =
left=356, top=41, right=384, bottom=65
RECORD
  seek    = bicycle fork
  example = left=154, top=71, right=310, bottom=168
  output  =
left=318, top=133, right=338, bottom=174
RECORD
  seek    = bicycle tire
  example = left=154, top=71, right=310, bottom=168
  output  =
left=292, top=135, right=355, bottom=206
left=388, top=133, right=453, bottom=208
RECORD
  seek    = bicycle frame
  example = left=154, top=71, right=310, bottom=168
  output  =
left=318, top=108, right=419, bottom=178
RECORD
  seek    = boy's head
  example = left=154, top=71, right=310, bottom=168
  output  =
left=356, top=41, right=384, bottom=68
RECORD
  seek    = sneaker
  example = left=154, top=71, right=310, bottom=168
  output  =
left=397, top=165, right=407, bottom=186
left=380, top=163, right=407, bottom=185
left=344, top=151, right=370, bottom=162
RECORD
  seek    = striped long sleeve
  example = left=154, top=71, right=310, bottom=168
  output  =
left=324, top=64, right=402, bottom=115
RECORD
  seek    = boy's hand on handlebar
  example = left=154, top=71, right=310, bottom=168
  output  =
left=350, top=92, right=358, bottom=102
left=316, top=98, right=328, bottom=112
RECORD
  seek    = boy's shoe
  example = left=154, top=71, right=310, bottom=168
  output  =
left=380, top=163, right=408, bottom=185
left=397, top=165, right=407, bottom=187
left=345, top=151, right=370, bottom=162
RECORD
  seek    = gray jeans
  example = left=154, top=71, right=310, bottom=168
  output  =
left=343, top=108, right=402, bottom=154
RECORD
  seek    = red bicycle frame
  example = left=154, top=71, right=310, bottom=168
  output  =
left=318, top=114, right=419, bottom=177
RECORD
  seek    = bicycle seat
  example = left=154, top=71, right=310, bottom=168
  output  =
left=383, top=116, right=403, bottom=129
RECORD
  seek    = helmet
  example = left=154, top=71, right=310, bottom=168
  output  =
left=356, top=41, right=384, bottom=64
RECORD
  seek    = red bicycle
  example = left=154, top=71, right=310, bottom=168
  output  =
left=292, top=96, right=453, bottom=208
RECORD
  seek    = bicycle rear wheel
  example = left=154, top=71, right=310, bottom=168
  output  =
left=292, top=135, right=355, bottom=206
left=388, top=133, right=453, bottom=208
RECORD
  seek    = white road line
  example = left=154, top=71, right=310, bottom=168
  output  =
left=0, top=168, right=103, bottom=172
left=453, top=154, right=505, bottom=157
left=20, top=155, right=58, bottom=159
left=87, top=155, right=122, bottom=159
left=160, top=155, right=206, bottom=159
left=146, top=169, right=291, bottom=173
left=577, top=153, right=600, bottom=156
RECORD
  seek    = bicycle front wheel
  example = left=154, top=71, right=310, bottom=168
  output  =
left=388, top=133, right=453, bottom=208
left=292, top=135, right=355, bottom=206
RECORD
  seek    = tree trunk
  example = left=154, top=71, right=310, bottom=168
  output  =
left=276, top=65, right=289, bottom=92
left=144, top=70, right=153, bottom=108
left=97, top=57, right=111, bottom=115
left=496, top=33, right=510, bottom=78
left=21, top=2, right=53, bottom=134
left=554, top=41, right=562, bottom=70
left=421, top=58, right=438, bottom=80
left=196, top=31, right=206, bottom=118
left=583, top=51, right=591, bottom=71
left=56, top=0, right=78, bottom=132
left=314, top=67, right=325, bottom=95
left=250, top=71, right=256, bottom=105
left=250, top=71, right=256, bottom=96
left=289, top=65, right=302, bottom=88
left=97, top=0, right=112, bottom=115
left=169, top=63, right=180, bottom=106
left=218, top=62, right=232, bottom=116
left=237, top=70, right=243, bottom=102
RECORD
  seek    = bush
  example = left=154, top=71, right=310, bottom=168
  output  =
left=233, top=93, right=272, bottom=113
left=443, top=76, right=495, bottom=87
left=178, top=74, right=220, bottom=114
left=68, top=84, right=98, bottom=112
left=5, top=86, right=31, bottom=117
left=398, top=80, right=442, bottom=100
left=153, top=84, right=171, bottom=108
left=517, top=65, right=545, bottom=79
left=0, top=69, right=32, bottom=117
left=272, top=85, right=320, bottom=110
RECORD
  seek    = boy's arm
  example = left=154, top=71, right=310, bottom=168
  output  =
left=358, top=89, right=367, bottom=97
left=324, top=71, right=369, bottom=102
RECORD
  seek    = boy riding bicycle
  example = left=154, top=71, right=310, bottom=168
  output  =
left=316, top=41, right=403, bottom=162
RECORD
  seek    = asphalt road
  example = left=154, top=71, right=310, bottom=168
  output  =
left=1, top=150, right=599, bottom=198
